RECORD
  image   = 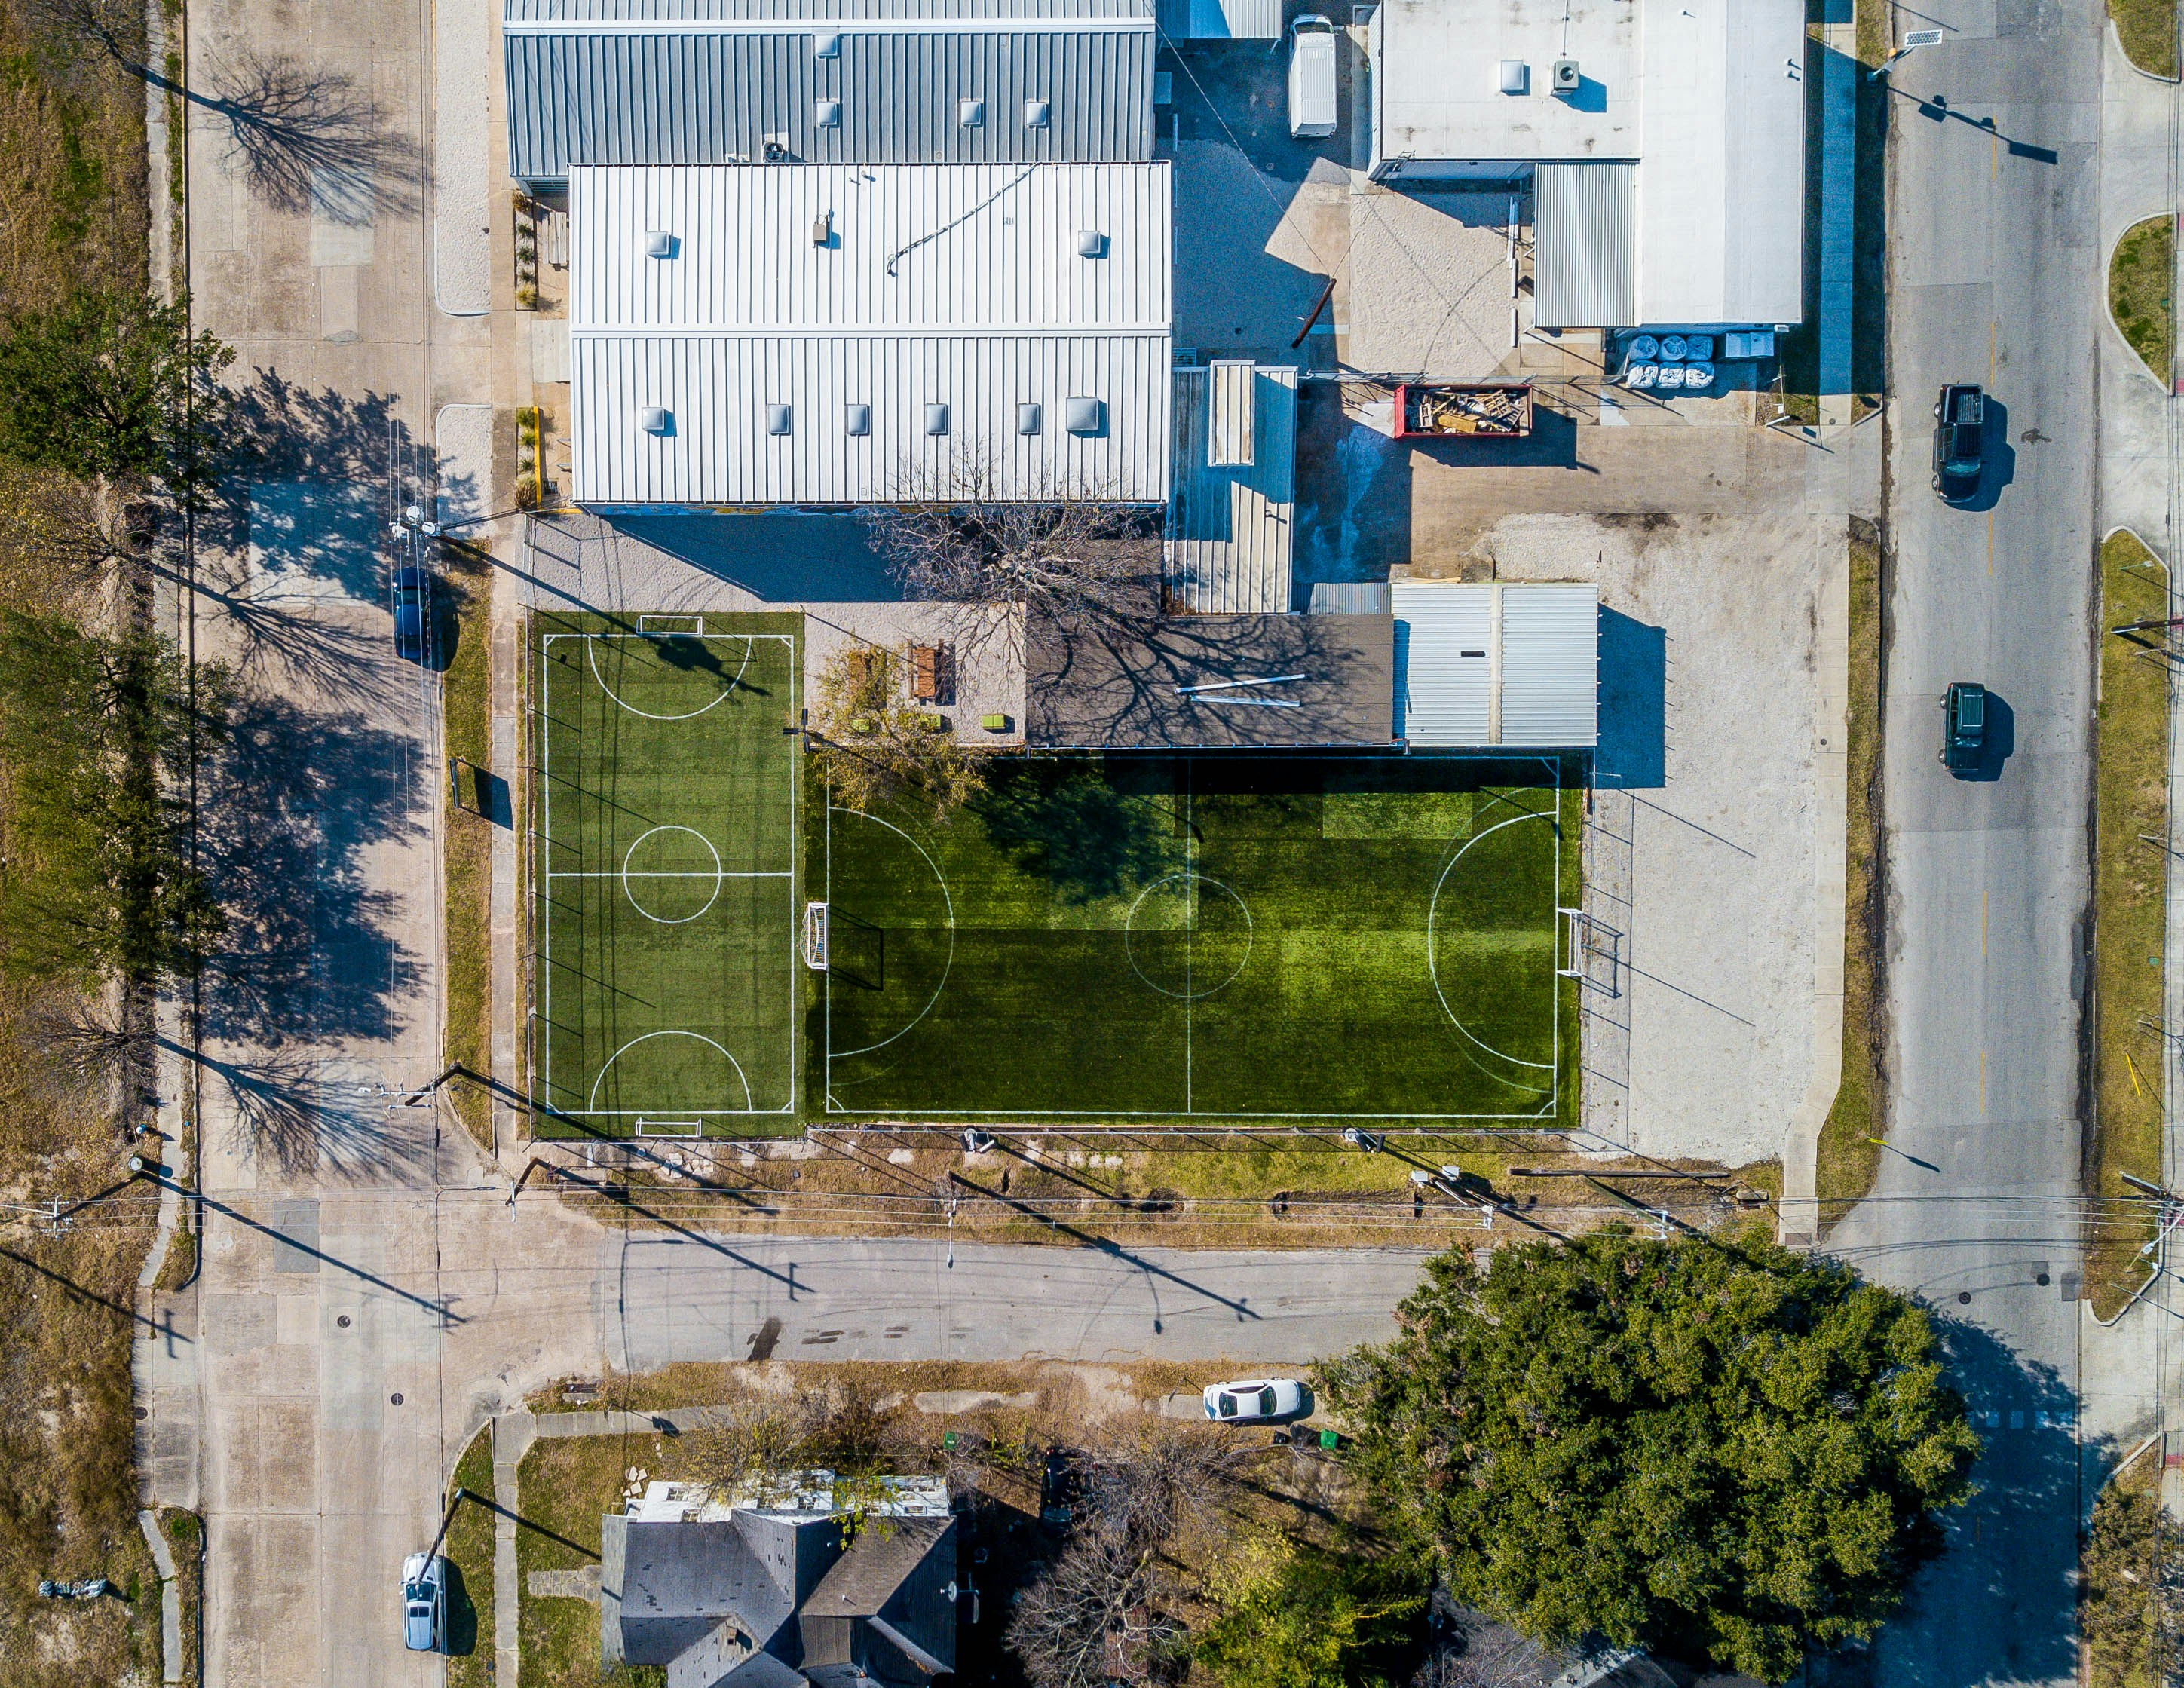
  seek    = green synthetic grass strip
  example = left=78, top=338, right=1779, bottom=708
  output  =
left=531, top=611, right=802, bottom=1138
left=819, top=755, right=1565, bottom=1122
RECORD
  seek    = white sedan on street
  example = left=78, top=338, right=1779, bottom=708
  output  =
left=1202, top=1377, right=1309, bottom=1423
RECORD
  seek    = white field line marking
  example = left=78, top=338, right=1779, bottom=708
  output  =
left=585, top=634, right=752, bottom=721
left=588, top=1030, right=754, bottom=1114
left=1426, top=808, right=1559, bottom=1080
left=824, top=808, right=957, bottom=1061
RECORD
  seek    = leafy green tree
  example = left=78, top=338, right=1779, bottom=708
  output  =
left=1316, top=1233, right=1982, bottom=1683
left=2082, top=1481, right=2161, bottom=1684
left=0, top=290, right=234, bottom=502
left=1194, top=1531, right=1423, bottom=1688
left=0, top=611, right=226, bottom=985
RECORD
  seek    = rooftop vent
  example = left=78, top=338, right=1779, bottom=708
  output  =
left=959, top=97, right=986, bottom=127
left=639, top=406, right=671, bottom=435
left=844, top=403, right=871, bottom=437
left=815, top=97, right=841, bottom=128
left=1024, top=97, right=1051, bottom=127
left=1498, top=59, right=1527, bottom=94
left=1076, top=228, right=1107, bottom=259
left=1551, top=57, right=1580, bottom=93
left=1064, top=396, right=1103, bottom=435
left=643, top=230, right=676, bottom=259
left=813, top=29, right=841, bottom=57
left=767, top=403, right=792, bottom=436
left=1017, top=402, right=1043, bottom=436
left=925, top=403, right=951, bottom=437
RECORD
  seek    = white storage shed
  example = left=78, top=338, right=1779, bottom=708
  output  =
left=1391, top=581, right=1598, bottom=748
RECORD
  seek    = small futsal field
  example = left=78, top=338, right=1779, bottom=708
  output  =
left=532, top=612, right=801, bottom=1137
left=818, top=756, right=1575, bottom=1122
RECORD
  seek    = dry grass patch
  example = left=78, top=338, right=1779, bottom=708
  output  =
left=1816, top=525, right=1885, bottom=1233
left=441, top=550, right=495, bottom=1150
left=2111, top=216, right=2175, bottom=385
left=2110, top=0, right=2179, bottom=77
left=2090, top=531, right=2169, bottom=1317
left=445, top=1427, right=495, bottom=1688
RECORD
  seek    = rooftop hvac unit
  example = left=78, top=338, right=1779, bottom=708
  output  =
left=1498, top=59, right=1527, bottom=94
left=1065, top=397, right=1104, bottom=435
left=1551, top=57, right=1580, bottom=93
left=767, top=403, right=792, bottom=436
left=643, top=229, right=675, bottom=259
left=639, top=406, right=672, bottom=434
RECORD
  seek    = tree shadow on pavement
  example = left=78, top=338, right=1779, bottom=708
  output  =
left=191, top=690, right=425, bottom=1160
left=1805, top=1313, right=2085, bottom=1688
left=198, top=49, right=429, bottom=226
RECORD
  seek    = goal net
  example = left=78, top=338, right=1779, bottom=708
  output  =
left=637, top=614, right=706, bottom=637
left=801, top=901, right=829, bottom=971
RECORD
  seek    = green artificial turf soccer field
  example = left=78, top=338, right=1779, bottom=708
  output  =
left=532, top=613, right=802, bottom=1136
left=817, top=755, right=1571, bottom=1121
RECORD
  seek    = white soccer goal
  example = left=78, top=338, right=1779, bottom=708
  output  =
left=801, top=901, right=830, bottom=971
left=637, top=614, right=706, bottom=636
left=1557, top=906, right=1622, bottom=998
left=636, top=1118, right=703, bottom=1138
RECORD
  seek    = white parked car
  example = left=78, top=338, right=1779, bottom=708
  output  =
left=1202, top=1377, right=1309, bottom=1423
left=401, top=1552, right=446, bottom=1653
left=1287, top=15, right=1338, bottom=139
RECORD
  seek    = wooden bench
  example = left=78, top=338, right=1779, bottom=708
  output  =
left=908, top=643, right=954, bottom=705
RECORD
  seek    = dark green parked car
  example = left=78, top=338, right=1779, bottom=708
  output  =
left=1941, top=682, right=1986, bottom=772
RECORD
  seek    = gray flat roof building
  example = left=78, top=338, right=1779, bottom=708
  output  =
left=507, top=0, right=1156, bottom=191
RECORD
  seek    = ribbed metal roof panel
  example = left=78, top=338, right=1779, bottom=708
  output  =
left=1165, top=364, right=1295, bottom=614
left=571, top=332, right=1171, bottom=502
left=508, top=27, right=1153, bottom=182
left=570, top=163, right=1171, bottom=504
left=1390, top=582, right=1492, bottom=746
left=1532, top=161, right=1636, bottom=330
left=509, top=0, right=1149, bottom=22
left=571, top=162, right=1169, bottom=329
left=1499, top=583, right=1597, bottom=746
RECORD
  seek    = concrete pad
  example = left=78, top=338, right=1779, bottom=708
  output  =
left=243, top=481, right=385, bottom=605
left=433, top=0, right=493, bottom=316
left=436, top=403, right=497, bottom=525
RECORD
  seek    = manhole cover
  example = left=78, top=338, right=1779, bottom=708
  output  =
left=390, top=1392, right=404, bottom=1405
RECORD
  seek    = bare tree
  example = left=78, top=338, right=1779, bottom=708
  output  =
left=0, top=466, right=127, bottom=613
left=1007, top=1521, right=1185, bottom=1688
left=15, top=0, right=426, bottom=223
left=1006, top=1425, right=1251, bottom=1688
left=859, top=461, right=1163, bottom=664
left=806, top=645, right=986, bottom=822
left=678, top=1392, right=826, bottom=1509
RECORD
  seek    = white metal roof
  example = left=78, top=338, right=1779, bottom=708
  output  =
left=509, top=0, right=1149, bottom=21
left=1391, top=581, right=1597, bottom=748
left=1369, top=0, right=1803, bottom=326
left=1165, top=363, right=1295, bottom=614
left=570, top=162, right=1172, bottom=504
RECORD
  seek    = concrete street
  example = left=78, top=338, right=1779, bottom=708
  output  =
left=1824, top=4, right=2158, bottom=1684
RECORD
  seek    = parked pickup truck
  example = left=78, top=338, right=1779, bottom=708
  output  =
left=1392, top=382, right=1533, bottom=440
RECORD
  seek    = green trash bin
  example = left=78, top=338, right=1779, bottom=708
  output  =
left=1318, top=1429, right=1340, bottom=1451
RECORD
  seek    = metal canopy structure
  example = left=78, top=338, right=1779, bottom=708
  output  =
left=1165, top=362, right=1297, bottom=614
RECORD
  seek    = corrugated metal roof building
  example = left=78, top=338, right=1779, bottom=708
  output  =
left=1390, top=581, right=1597, bottom=747
left=506, top=0, right=1156, bottom=191
left=568, top=162, right=1172, bottom=505
left=1532, top=162, right=1634, bottom=331
left=1165, top=361, right=1296, bottom=614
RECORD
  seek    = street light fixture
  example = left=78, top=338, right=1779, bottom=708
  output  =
left=1867, top=28, right=1944, bottom=79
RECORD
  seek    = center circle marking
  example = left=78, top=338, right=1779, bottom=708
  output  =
left=621, top=826, right=723, bottom=924
left=1125, top=872, right=1252, bottom=1000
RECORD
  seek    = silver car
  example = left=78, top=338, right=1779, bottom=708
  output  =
left=1202, top=1377, right=1309, bottom=1423
left=401, top=1552, right=446, bottom=1653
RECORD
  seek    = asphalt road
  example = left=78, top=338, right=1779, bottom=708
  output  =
left=600, top=1233, right=1435, bottom=1372
left=1826, top=3, right=2106, bottom=1683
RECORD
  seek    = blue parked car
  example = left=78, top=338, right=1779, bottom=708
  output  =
left=392, top=566, right=431, bottom=663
